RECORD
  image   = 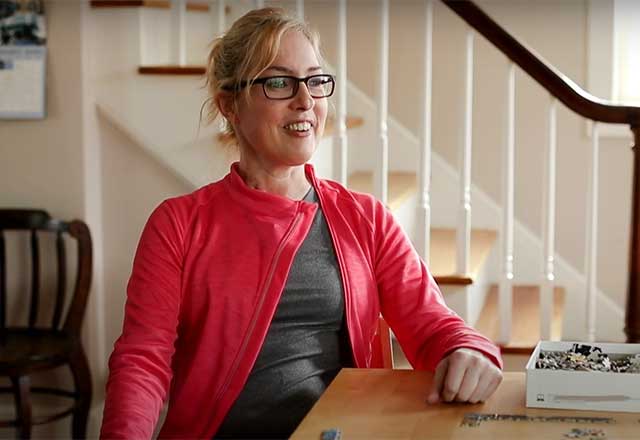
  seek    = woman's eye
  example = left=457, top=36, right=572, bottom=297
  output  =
left=266, top=78, right=288, bottom=89
left=308, top=77, right=332, bottom=90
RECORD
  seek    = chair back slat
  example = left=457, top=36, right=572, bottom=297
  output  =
left=62, top=220, right=92, bottom=335
left=0, top=210, right=49, bottom=229
left=29, top=229, right=40, bottom=328
left=0, top=231, right=5, bottom=330
left=52, top=231, right=66, bottom=329
left=0, top=209, right=91, bottom=335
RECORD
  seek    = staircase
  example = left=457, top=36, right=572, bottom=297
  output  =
left=87, top=0, right=640, bottom=368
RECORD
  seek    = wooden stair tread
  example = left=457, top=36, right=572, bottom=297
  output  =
left=323, top=116, right=365, bottom=136
left=429, top=228, right=497, bottom=285
left=91, top=1, right=211, bottom=11
left=475, top=285, right=565, bottom=353
left=138, top=66, right=206, bottom=75
left=347, top=171, right=417, bottom=212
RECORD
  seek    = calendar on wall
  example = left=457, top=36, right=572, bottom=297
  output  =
left=0, top=0, right=47, bottom=120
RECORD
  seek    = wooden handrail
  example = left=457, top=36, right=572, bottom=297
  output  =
left=442, top=0, right=640, bottom=128
left=442, top=0, right=640, bottom=343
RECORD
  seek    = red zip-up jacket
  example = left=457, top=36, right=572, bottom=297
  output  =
left=100, top=163, right=502, bottom=439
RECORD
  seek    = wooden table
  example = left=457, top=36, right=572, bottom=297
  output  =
left=291, top=369, right=640, bottom=439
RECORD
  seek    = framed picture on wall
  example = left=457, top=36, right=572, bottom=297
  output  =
left=0, top=0, right=47, bottom=120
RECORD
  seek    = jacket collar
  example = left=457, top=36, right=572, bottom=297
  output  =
left=222, top=162, right=319, bottom=217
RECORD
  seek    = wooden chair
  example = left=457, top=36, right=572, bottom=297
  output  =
left=0, top=209, right=93, bottom=439
left=371, top=316, right=394, bottom=368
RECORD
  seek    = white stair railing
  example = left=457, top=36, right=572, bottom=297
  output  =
left=296, top=0, right=304, bottom=20
left=138, top=6, right=148, bottom=65
left=457, top=28, right=474, bottom=275
left=214, top=0, right=225, bottom=35
left=585, top=122, right=601, bottom=342
left=170, top=0, right=187, bottom=66
left=417, top=0, right=434, bottom=262
left=499, top=61, right=515, bottom=345
left=333, top=0, right=348, bottom=185
left=375, top=0, right=390, bottom=205
left=540, top=96, right=558, bottom=341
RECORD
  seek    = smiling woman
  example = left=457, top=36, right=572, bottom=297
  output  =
left=99, top=7, right=503, bottom=440
left=215, top=29, right=329, bottom=200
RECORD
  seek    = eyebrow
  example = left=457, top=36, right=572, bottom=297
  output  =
left=264, top=65, right=323, bottom=75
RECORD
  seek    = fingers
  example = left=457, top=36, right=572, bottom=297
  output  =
left=426, top=357, right=448, bottom=404
left=441, top=354, right=466, bottom=402
left=454, top=363, right=480, bottom=402
left=427, top=348, right=504, bottom=405
left=468, top=366, right=502, bottom=403
left=478, top=369, right=503, bottom=402
left=467, top=374, right=492, bottom=404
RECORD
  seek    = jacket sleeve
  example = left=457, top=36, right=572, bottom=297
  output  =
left=100, top=201, right=185, bottom=439
left=372, top=201, right=503, bottom=371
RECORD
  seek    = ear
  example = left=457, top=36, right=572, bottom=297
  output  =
left=216, top=92, right=238, bottom=125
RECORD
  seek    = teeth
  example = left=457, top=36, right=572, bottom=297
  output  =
left=284, top=121, right=312, bottom=132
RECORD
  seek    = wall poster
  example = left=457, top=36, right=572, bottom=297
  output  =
left=0, top=0, right=47, bottom=119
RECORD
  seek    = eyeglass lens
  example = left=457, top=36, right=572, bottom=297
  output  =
left=263, top=75, right=334, bottom=99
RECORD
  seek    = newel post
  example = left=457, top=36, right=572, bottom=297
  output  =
left=626, top=126, right=640, bottom=342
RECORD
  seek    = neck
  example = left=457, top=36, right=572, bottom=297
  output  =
left=237, top=157, right=311, bottom=201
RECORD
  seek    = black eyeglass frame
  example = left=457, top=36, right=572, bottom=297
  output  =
left=227, top=74, right=336, bottom=100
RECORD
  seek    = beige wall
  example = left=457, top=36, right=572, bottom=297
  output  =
left=0, top=0, right=84, bottom=218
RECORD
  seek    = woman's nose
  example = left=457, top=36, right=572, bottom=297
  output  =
left=290, top=82, right=314, bottom=110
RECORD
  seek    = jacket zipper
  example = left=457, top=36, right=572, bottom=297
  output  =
left=212, top=209, right=304, bottom=412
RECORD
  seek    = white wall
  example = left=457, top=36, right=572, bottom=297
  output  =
left=0, top=0, right=84, bottom=218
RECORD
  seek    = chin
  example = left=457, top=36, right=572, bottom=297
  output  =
left=289, top=151, right=314, bottom=166
left=285, top=151, right=314, bottom=168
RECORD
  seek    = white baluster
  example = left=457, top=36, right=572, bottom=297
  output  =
left=216, top=0, right=226, bottom=35
left=585, top=122, right=600, bottom=342
left=170, top=0, right=187, bottom=66
left=540, top=96, right=557, bottom=341
left=296, top=0, right=304, bottom=20
left=499, top=61, right=515, bottom=345
left=457, top=29, right=473, bottom=275
left=138, top=8, right=147, bottom=65
left=375, top=0, right=389, bottom=205
left=417, top=0, right=433, bottom=261
left=333, top=0, right=348, bottom=185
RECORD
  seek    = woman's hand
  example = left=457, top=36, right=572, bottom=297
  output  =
left=426, top=348, right=503, bottom=404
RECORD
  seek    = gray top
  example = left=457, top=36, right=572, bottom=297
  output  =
left=215, top=187, right=349, bottom=439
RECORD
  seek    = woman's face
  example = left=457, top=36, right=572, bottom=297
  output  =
left=232, top=31, right=328, bottom=172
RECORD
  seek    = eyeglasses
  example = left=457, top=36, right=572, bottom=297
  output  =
left=231, top=74, right=336, bottom=100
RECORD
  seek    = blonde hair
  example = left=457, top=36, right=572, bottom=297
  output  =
left=204, top=7, right=324, bottom=146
